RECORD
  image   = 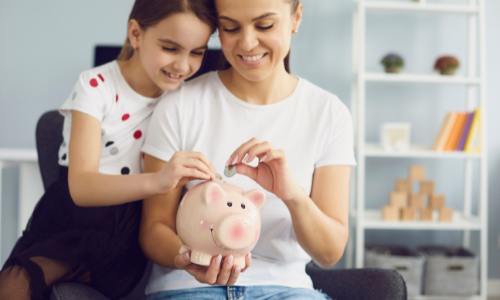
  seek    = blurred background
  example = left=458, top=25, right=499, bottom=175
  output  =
left=0, top=0, right=499, bottom=296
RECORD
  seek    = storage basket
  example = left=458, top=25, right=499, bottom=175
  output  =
left=365, top=245, right=425, bottom=296
left=418, top=246, right=478, bottom=296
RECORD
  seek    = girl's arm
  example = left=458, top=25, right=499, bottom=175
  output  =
left=68, top=111, right=216, bottom=207
left=229, top=138, right=351, bottom=268
left=139, top=154, right=248, bottom=286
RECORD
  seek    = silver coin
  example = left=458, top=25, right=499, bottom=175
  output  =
left=224, top=165, right=237, bottom=178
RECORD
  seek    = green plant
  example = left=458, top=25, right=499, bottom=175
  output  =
left=381, top=53, right=404, bottom=73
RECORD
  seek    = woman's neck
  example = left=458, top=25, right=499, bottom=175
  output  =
left=117, top=54, right=164, bottom=98
left=219, top=66, right=298, bottom=106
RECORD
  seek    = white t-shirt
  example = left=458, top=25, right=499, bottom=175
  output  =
left=141, top=72, right=356, bottom=294
left=58, top=61, right=166, bottom=175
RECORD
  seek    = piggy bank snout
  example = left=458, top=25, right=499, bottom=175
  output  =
left=215, top=215, right=256, bottom=250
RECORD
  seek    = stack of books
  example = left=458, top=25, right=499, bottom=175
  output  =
left=432, top=108, right=481, bottom=152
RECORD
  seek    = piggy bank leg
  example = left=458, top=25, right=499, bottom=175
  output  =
left=233, top=256, right=246, bottom=269
left=190, top=250, right=213, bottom=266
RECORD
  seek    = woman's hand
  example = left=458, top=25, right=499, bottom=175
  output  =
left=174, top=251, right=252, bottom=286
left=153, top=151, right=217, bottom=195
left=226, top=138, right=305, bottom=202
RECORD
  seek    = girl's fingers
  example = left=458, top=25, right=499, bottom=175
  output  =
left=183, top=168, right=211, bottom=181
left=216, top=255, right=234, bottom=285
left=188, top=152, right=217, bottom=174
left=259, top=149, right=285, bottom=163
left=235, top=164, right=258, bottom=181
left=227, top=138, right=262, bottom=166
left=226, top=267, right=241, bottom=286
left=182, top=158, right=215, bottom=179
left=204, top=255, right=222, bottom=285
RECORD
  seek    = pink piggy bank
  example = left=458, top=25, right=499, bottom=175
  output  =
left=176, top=181, right=266, bottom=269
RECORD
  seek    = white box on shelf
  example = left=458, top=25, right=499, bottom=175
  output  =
left=380, top=123, right=411, bottom=152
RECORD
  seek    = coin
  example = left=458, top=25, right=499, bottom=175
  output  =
left=224, top=165, right=237, bottom=178
left=215, top=173, right=223, bottom=180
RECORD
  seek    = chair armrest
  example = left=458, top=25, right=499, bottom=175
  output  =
left=306, top=262, right=408, bottom=300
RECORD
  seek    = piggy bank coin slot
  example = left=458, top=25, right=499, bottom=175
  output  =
left=447, top=264, right=464, bottom=272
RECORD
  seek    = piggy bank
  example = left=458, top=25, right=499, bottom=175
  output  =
left=176, top=181, right=266, bottom=269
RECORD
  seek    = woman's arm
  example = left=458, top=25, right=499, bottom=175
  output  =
left=285, top=165, right=350, bottom=268
left=139, top=154, right=249, bottom=286
left=68, top=111, right=216, bottom=207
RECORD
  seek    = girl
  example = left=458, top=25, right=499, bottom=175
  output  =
left=0, top=1, right=219, bottom=299
left=140, top=0, right=355, bottom=299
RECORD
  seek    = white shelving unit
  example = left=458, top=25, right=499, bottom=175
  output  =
left=348, top=0, right=488, bottom=299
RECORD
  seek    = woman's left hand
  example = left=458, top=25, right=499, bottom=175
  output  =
left=226, top=138, right=305, bottom=202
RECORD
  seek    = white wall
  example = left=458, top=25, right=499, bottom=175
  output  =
left=0, top=0, right=499, bottom=278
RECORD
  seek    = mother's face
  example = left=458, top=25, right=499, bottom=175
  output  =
left=216, top=0, right=302, bottom=81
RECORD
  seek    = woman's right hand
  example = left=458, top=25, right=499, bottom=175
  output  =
left=174, top=251, right=251, bottom=286
left=153, top=151, right=217, bottom=195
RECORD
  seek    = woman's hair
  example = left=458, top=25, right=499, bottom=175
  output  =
left=218, top=0, right=300, bottom=74
left=118, top=0, right=218, bottom=61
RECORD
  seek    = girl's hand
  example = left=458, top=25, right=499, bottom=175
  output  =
left=153, top=151, right=217, bottom=195
left=174, top=251, right=252, bottom=286
left=226, top=138, right=305, bottom=202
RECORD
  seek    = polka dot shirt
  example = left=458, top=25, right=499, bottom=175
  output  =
left=58, top=61, right=167, bottom=175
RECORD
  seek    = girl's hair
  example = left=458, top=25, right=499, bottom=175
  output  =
left=218, top=0, right=300, bottom=74
left=118, top=0, right=218, bottom=61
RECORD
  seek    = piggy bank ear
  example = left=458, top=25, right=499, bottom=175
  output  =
left=202, top=182, right=226, bottom=204
left=244, top=190, right=266, bottom=210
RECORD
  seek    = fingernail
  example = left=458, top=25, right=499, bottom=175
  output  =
left=226, top=255, right=233, bottom=265
left=225, top=157, right=232, bottom=167
left=183, top=252, right=190, bottom=261
left=248, top=253, right=252, bottom=261
left=234, top=267, right=241, bottom=274
left=242, top=153, right=249, bottom=163
left=231, top=155, right=239, bottom=165
left=215, top=254, right=222, bottom=265
left=260, top=155, right=267, bottom=162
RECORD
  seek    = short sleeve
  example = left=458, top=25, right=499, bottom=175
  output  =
left=141, top=89, right=183, bottom=162
left=315, top=103, right=357, bottom=168
left=59, top=71, right=112, bottom=121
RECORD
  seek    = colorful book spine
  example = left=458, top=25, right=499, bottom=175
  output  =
left=433, top=112, right=457, bottom=151
left=464, top=108, right=481, bottom=153
left=457, top=112, right=474, bottom=151
left=444, top=112, right=467, bottom=151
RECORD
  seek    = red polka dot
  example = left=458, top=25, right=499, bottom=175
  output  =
left=90, top=79, right=98, bottom=87
left=98, top=74, right=104, bottom=82
left=116, top=94, right=119, bottom=102
left=122, top=113, right=130, bottom=121
left=134, top=130, right=142, bottom=139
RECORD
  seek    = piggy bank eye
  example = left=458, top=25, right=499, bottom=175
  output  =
left=227, top=201, right=232, bottom=207
left=241, top=203, right=246, bottom=209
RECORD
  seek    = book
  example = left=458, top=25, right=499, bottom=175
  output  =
left=457, top=112, right=474, bottom=151
left=465, top=108, right=481, bottom=152
left=432, top=112, right=457, bottom=151
left=444, top=112, right=467, bottom=151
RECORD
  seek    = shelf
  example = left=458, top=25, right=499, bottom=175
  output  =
left=409, top=296, right=480, bottom=300
left=355, top=210, right=481, bottom=230
left=363, top=144, right=481, bottom=159
left=363, top=72, right=481, bottom=85
left=0, top=148, right=38, bottom=162
left=364, top=2, right=479, bottom=14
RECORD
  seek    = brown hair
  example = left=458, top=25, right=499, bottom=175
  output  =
left=118, top=0, right=218, bottom=61
left=218, top=0, right=300, bottom=73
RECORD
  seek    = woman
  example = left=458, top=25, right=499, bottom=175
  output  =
left=140, top=0, right=355, bottom=299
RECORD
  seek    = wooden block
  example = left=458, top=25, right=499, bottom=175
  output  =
left=401, top=207, right=415, bottom=221
left=420, top=180, right=435, bottom=194
left=409, top=165, right=426, bottom=181
left=382, top=205, right=400, bottom=221
left=439, top=207, right=453, bottom=222
left=395, top=179, right=411, bottom=193
left=409, top=193, right=425, bottom=210
left=420, top=208, right=433, bottom=221
left=429, top=194, right=445, bottom=209
left=390, top=192, right=408, bottom=208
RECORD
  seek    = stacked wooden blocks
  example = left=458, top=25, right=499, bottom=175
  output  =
left=382, top=165, right=453, bottom=222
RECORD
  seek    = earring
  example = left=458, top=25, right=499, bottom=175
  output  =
left=292, top=29, right=298, bottom=34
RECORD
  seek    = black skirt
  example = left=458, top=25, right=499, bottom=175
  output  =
left=2, top=167, right=147, bottom=299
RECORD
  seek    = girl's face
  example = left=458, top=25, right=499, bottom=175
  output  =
left=132, top=13, right=213, bottom=91
left=216, top=0, right=302, bottom=82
